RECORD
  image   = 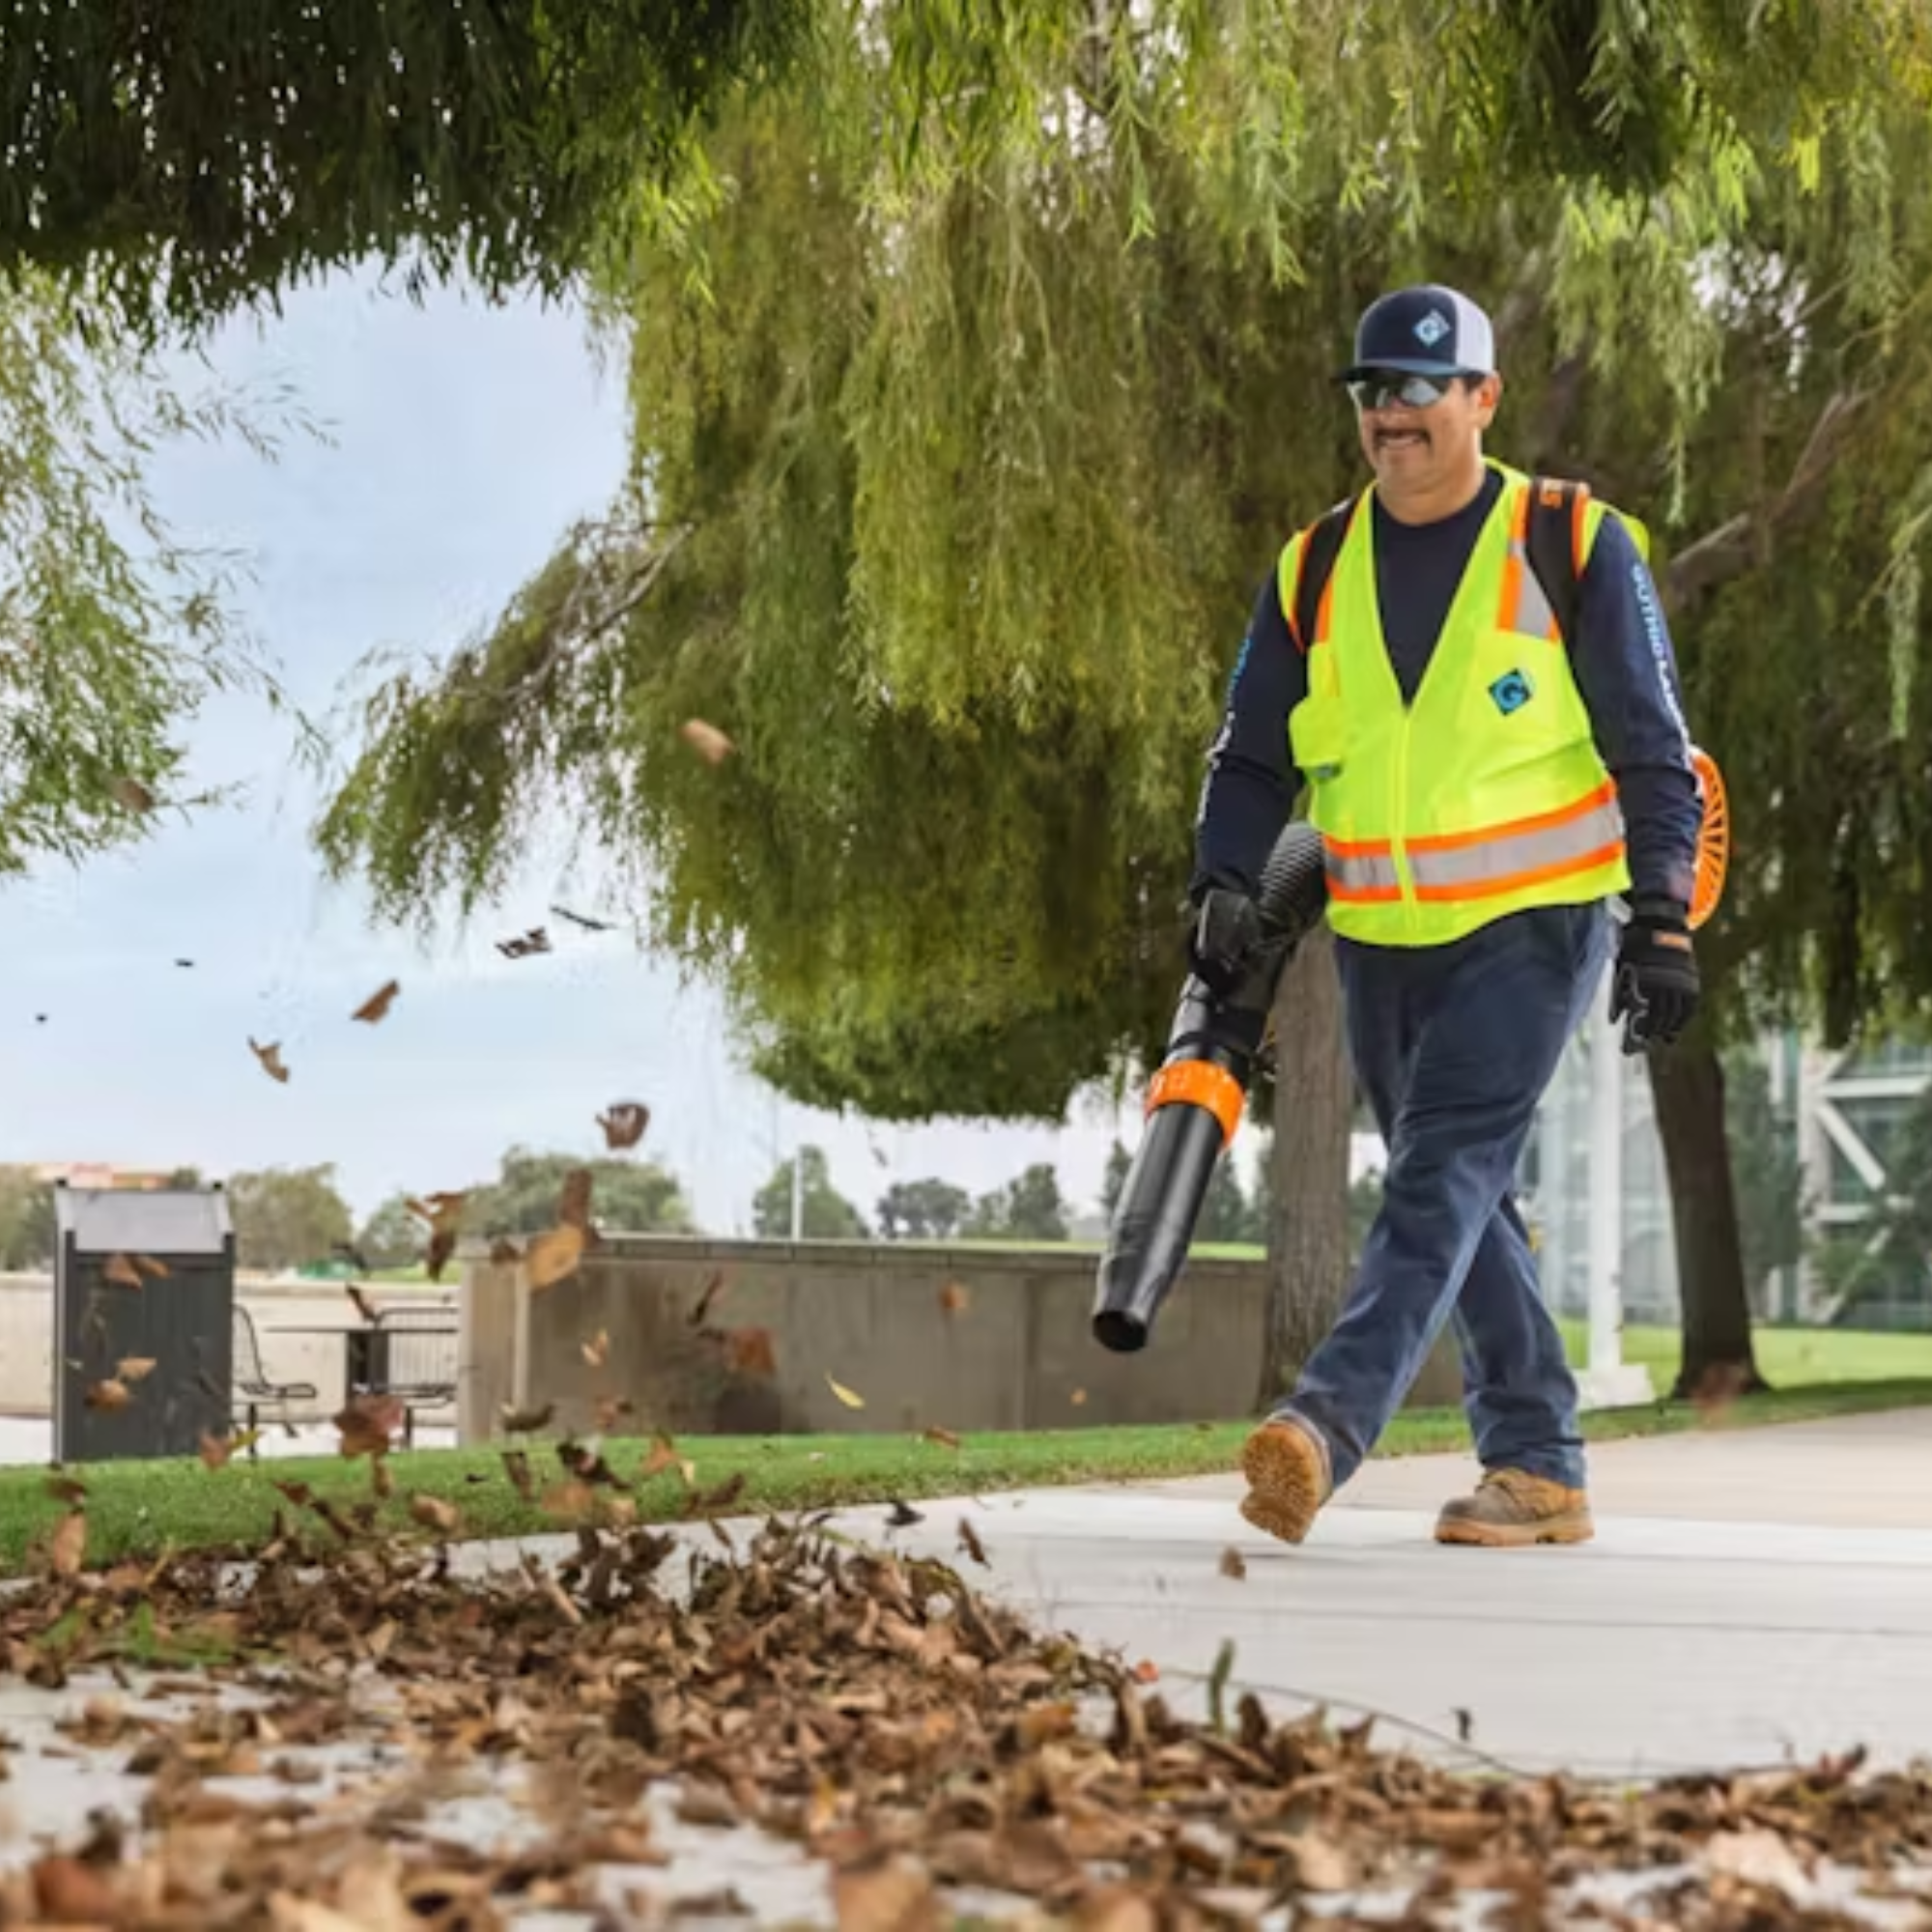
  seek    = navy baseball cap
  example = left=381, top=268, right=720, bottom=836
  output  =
left=1339, top=284, right=1497, bottom=383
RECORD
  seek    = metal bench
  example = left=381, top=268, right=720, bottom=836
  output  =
left=231, top=1305, right=318, bottom=1456
left=355, top=1305, right=459, bottom=1447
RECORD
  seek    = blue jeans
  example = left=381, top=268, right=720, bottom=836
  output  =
left=1274, top=900, right=1610, bottom=1491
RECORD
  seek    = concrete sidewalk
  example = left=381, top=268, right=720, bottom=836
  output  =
left=845, top=1406, right=1932, bottom=1780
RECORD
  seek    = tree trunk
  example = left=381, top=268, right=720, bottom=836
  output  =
left=1257, top=926, right=1354, bottom=1408
left=1647, top=1036, right=1769, bottom=1400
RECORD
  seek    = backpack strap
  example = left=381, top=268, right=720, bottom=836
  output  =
left=1524, top=474, right=1593, bottom=644
left=1286, top=498, right=1355, bottom=654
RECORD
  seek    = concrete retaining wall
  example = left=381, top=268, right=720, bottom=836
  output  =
left=458, top=1236, right=1464, bottom=1444
left=0, top=1272, right=458, bottom=1426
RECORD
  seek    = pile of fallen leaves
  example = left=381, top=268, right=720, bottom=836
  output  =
left=1, top=1500, right=1929, bottom=1931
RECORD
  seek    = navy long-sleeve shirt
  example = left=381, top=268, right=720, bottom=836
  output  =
left=1190, top=468, right=1703, bottom=913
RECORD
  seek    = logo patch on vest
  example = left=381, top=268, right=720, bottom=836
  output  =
left=1490, top=668, right=1534, bottom=716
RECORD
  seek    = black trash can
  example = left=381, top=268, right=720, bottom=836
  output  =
left=51, top=1183, right=237, bottom=1463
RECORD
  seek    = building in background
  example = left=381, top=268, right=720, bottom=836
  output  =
left=1526, top=1025, right=1932, bottom=1331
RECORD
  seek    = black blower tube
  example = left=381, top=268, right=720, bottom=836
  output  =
left=1091, top=821, right=1328, bottom=1354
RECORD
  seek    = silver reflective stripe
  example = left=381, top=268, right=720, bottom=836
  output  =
left=1506, top=534, right=1558, bottom=638
left=1323, top=846, right=1401, bottom=897
left=1409, top=794, right=1625, bottom=894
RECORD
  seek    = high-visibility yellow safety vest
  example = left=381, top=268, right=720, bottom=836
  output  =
left=1284, top=461, right=1633, bottom=948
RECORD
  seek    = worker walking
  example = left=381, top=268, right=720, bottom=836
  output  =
left=1188, top=284, right=1703, bottom=1548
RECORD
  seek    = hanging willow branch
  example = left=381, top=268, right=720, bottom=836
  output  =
left=0, top=0, right=808, bottom=337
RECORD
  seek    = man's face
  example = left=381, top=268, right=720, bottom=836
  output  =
left=1350, top=369, right=1502, bottom=493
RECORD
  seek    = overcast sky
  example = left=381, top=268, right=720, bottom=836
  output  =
left=0, top=268, right=1162, bottom=1232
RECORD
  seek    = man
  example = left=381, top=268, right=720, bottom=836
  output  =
left=1189, top=283, right=1703, bottom=1549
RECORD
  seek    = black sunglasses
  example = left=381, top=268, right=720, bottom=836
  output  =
left=1346, top=370, right=1457, bottom=412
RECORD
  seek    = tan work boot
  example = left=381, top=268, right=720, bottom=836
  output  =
left=1435, top=1468, right=1593, bottom=1548
left=1238, top=1415, right=1332, bottom=1545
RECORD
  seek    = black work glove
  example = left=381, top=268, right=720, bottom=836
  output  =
left=1186, top=886, right=1264, bottom=998
left=1609, top=897, right=1700, bottom=1054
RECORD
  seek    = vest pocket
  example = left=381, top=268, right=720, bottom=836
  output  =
left=1288, top=692, right=1348, bottom=780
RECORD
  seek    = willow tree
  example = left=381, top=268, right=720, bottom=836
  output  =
left=0, top=272, right=294, bottom=869
left=316, top=0, right=1932, bottom=1398
left=0, top=0, right=805, bottom=337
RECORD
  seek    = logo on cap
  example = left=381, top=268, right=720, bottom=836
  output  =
left=1413, top=310, right=1450, bottom=348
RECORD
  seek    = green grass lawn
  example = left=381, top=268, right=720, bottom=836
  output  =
left=14, top=1375, right=1931, bottom=1580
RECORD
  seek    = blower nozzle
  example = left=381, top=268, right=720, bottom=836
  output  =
left=1092, top=820, right=1328, bottom=1354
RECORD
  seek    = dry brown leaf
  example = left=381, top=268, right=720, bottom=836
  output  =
left=198, top=1429, right=255, bottom=1469
left=405, top=1188, right=468, bottom=1281
left=371, top=1457, right=395, bottom=1500
left=1219, top=1546, right=1247, bottom=1580
left=831, top=1855, right=944, bottom=1932
left=110, top=775, right=156, bottom=813
left=102, top=1251, right=144, bottom=1289
left=248, top=1037, right=290, bottom=1083
left=352, top=979, right=402, bottom=1024
left=488, top=1236, right=523, bottom=1264
left=597, top=1100, right=649, bottom=1151
left=44, top=1473, right=87, bottom=1505
left=499, top=1403, right=554, bottom=1435
left=1074, top=1887, right=1161, bottom=1932
left=922, top=1426, right=962, bottom=1451
left=957, top=1518, right=989, bottom=1568
left=1069, top=1387, right=1088, bottom=1406
left=116, top=1355, right=157, bottom=1383
left=1286, top=1833, right=1351, bottom=1890
left=269, top=1894, right=370, bottom=1932
left=334, top=1392, right=406, bottom=1461
left=84, top=1378, right=131, bottom=1411
left=33, top=1852, right=117, bottom=1919
left=581, top=1328, right=611, bottom=1370
left=685, top=1472, right=747, bottom=1520
left=132, top=1253, right=170, bottom=1279
left=410, top=1494, right=461, bottom=1535
left=496, top=926, right=553, bottom=959
left=594, top=1394, right=636, bottom=1432
left=639, top=1433, right=694, bottom=1488
left=679, top=718, right=735, bottom=764
left=689, top=1268, right=726, bottom=1326
left=724, top=1326, right=777, bottom=1378
left=48, top=1510, right=86, bottom=1578
left=527, top=1224, right=586, bottom=1292
left=826, top=1373, right=866, bottom=1409
left=556, top=1166, right=595, bottom=1230
left=938, top=1281, right=970, bottom=1316
left=500, top=1449, right=537, bottom=1500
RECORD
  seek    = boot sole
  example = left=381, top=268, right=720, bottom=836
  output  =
left=1435, top=1511, right=1594, bottom=1548
left=1238, top=1422, right=1327, bottom=1546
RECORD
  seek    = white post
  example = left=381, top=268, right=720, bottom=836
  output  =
left=1578, top=956, right=1655, bottom=1408
left=790, top=1143, right=805, bottom=1241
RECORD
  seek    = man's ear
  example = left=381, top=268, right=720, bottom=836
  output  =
left=1474, top=372, right=1504, bottom=427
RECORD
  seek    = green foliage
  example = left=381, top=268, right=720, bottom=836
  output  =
left=356, top=1193, right=429, bottom=1271
left=876, top=1177, right=972, bottom=1241
left=0, top=274, right=298, bottom=873
left=961, top=1162, right=1067, bottom=1242
left=315, top=2, right=1932, bottom=1126
left=0, top=0, right=809, bottom=337
left=0, top=1169, right=53, bottom=1271
left=467, top=1147, right=695, bottom=1238
left=227, top=1165, right=355, bottom=1272
left=753, top=1145, right=867, bottom=1238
